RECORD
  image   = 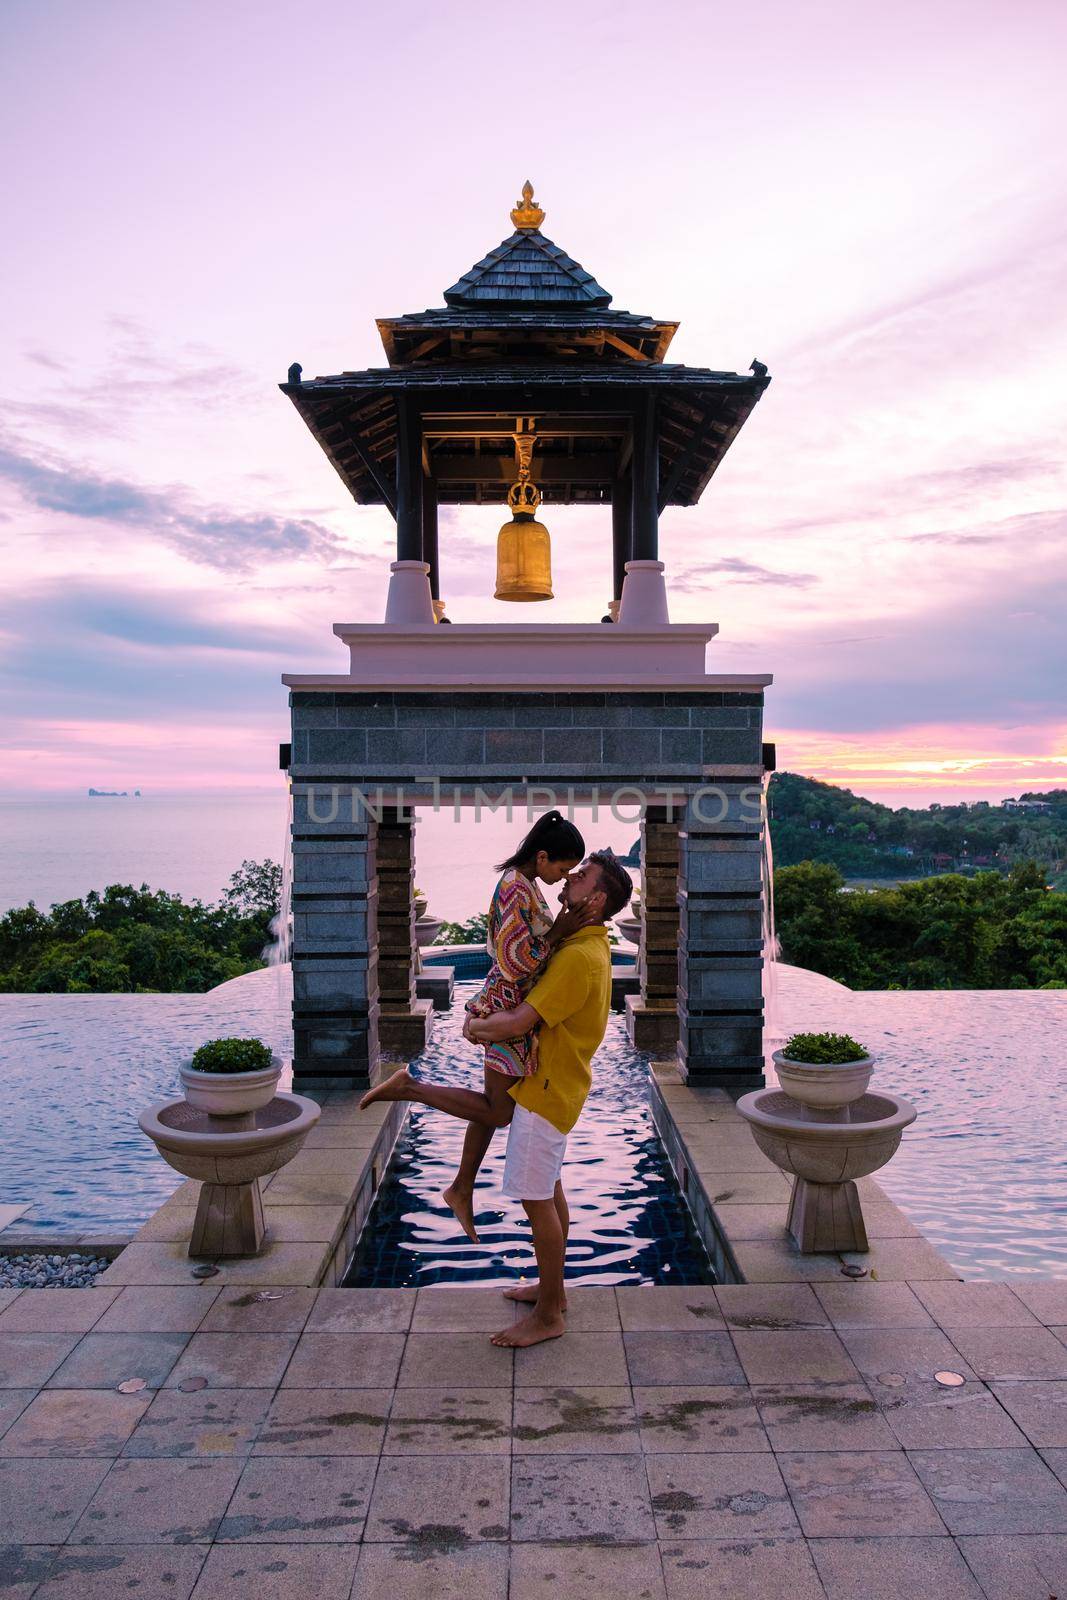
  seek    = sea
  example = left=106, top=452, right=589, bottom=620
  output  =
left=0, top=793, right=642, bottom=924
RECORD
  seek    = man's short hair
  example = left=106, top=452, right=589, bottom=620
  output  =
left=588, top=851, right=633, bottom=920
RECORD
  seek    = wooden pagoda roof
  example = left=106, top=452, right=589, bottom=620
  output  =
left=281, top=362, right=771, bottom=509
left=282, top=184, right=771, bottom=509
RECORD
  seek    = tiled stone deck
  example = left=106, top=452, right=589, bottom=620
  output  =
left=2, top=1280, right=1067, bottom=1597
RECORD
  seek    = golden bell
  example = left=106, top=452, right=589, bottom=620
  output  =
left=494, top=477, right=553, bottom=601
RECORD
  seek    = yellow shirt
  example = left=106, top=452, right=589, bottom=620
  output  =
left=508, top=924, right=612, bottom=1135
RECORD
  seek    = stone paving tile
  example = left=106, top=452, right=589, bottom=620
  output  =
left=646, top=1450, right=798, bottom=1538
left=753, top=1382, right=898, bottom=1451
left=511, top=1453, right=655, bottom=1542
left=635, top=1384, right=769, bottom=1453
left=702, top=1172, right=794, bottom=1206
left=399, top=1332, right=514, bottom=1387
left=1010, top=1283, right=1067, bottom=1326
left=189, top=1543, right=358, bottom=1600
left=512, top=1386, right=639, bottom=1454
left=70, top=1456, right=244, bottom=1543
left=365, top=1453, right=509, bottom=1542
left=658, top=1536, right=824, bottom=1600
left=94, top=1287, right=220, bottom=1333
left=0, top=1289, right=20, bottom=1312
left=553, top=1286, right=621, bottom=1329
left=47, top=1331, right=189, bottom=1390
left=511, top=1541, right=666, bottom=1600
left=732, top=1329, right=861, bottom=1385
left=945, top=1326, right=1067, bottom=1382
left=880, top=1382, right=1028, bottom=1451
left=166, top=1333, right=298, bottom=1389
left=351, top=1542, right=509, bottom=1600
left=837, top=1326, right=977, bottom=1391
left=0, top=1388, right=36, bottom=1442
left=624, top=1331, right=746, bottom=1387
left=0, top=1458, right=112, bottom=1542
left=98, top=1242, right=327, bottom=1287
left=907, top=1447, right=1067, bottom=1535
left=911, top=1282, right=1043, bottom=1329
left=306, top=1288, right=414, bottom=1333
left=956, top=1533, right=1067, bottom=1600
left=732, top=1238, right=957, bottom=1282
left=0, top=1389, right=150, bottom=1457
left=280, top=1332, right=404, bottom=1388
left=775, top=1449, right=946, bottom=1537
left=123, top=1388, right=272, bottom=1458
left=251, top=1389, right=390, bottom=1456
left=199, top=1288, right=317, bottom=1333
left=809, top=1535, right=984, bottom=1599
left=990, top=1381, right=1067, bottom=1449
left=0, top=1546, right=62, bottom=1599
left=515, top=1329, right=628, bottom=1387
left=715, top=1284, right=830, bottom=1329
left=217, top=1455, right=377, bottom=1543
left=0, top=1289, right=119, bottom=1333
left=384, top=1387, right=512, bottom=1454
left=35, top=1544, right=208, bottom=1599
left=811, top=1281, right=937, bottom=1329
left=0, top=1333, right=81, bottom=1388
left=616, top=1286, right=724, bottom=1330
left=411, top=1288, right=523, bottom=1332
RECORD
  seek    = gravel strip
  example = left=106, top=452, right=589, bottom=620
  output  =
left=0, top=1251, right=111, bottom=1288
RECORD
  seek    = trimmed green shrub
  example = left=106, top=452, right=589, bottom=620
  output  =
left=190, top=1037, right=274, bottom=1075
left=781, top=1031, right=868, bottom=1064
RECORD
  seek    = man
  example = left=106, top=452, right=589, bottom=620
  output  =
left=468, top=850, right=632, bottom=1347
left=359, top=850, right=632, bottom=1347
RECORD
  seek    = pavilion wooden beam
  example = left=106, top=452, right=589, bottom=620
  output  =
left=394, top=395, right=423, bottom=561
left=658, top=398, right=719, bottom=512
left=602, top=332, right=650, bottom=362
left=431, top=453, right=617, bottom=483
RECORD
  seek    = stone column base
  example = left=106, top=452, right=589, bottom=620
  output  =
left=189, top=1179, right=265, bottom=1259
left=787, top=1175, right=869, bottom=1254
left=379, top=999, right=435, bottom=1060
left=625, top=994, right=679, bottom=1053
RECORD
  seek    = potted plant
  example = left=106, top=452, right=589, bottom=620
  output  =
left=413, top=886, right=429, bottom=919
left=180, top=1037, right=282, bottom=1116
left=773, top=1031, right=874, bottom=1113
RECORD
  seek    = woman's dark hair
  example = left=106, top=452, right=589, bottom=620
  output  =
left=496, top=810, right=585, bottom=872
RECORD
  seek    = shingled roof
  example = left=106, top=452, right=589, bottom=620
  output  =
left=444, top=230, right=612, bottom=307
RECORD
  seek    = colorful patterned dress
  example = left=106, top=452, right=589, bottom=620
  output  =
left=465, top=868, right=554, bottom=1077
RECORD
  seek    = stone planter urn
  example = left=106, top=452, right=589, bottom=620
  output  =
left=139, top=1086, right=320, bottom=1259
left=771, top=1047, right=874, bottom=1115
left=614, top=910, right=642, bottom=946
left=413, top=892, right=429, bottom=920
left=180, top=1053, right=283, bottom=1116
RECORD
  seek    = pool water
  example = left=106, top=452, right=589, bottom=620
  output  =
left=346, top=980, right=713, bottom=1289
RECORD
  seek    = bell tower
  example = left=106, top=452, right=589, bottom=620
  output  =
left=280, top=184, right=774, bottom=1090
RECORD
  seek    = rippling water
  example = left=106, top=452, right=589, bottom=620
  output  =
left=1, top=965, right=1064, bottom=1281
left=347, top=982, right=712, bottom=1289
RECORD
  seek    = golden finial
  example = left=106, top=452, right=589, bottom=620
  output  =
left=510, top=180, right=545, bottom=232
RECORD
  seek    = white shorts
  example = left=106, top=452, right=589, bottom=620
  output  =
left=502, top=1105, right=568, bottom=1201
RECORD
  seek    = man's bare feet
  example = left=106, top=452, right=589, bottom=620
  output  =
left=358, top=1067, right=415, bottom=1110
left=503, top=1282, right=568, bottom=1311
left=442, top=1183, right=480, bottom=1244
left=490, top=1308, right=566, bottom=1348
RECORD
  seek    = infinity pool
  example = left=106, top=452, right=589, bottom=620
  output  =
left=1, top=964, right=1064, bottom=1280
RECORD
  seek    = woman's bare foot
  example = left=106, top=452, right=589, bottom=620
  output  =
left=358, top=1067, right=415, bottom=1110
left=442, top=1183, right=480, bottom=1244
left=503, top=1282, right=568, bottom=1311
left=490, top=1308, right=566, bottom=1348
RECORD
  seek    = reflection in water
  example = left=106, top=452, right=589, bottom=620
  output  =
left=347, top=982, right=713, bottom=1288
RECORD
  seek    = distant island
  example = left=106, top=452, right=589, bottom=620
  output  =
left=88, top=788, right=141, bottom=797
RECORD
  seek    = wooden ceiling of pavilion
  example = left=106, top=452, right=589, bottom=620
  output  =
left=281, top=197, right=771, bottom=510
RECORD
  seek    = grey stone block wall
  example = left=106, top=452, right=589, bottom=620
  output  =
left=289, top=688, right=767, bottom=1088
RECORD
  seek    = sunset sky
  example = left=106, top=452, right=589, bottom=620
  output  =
left=2, top=0, right=1065, bottom=806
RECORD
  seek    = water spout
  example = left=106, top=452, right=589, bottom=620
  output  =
left=264, top=784, right=293, bottom=972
